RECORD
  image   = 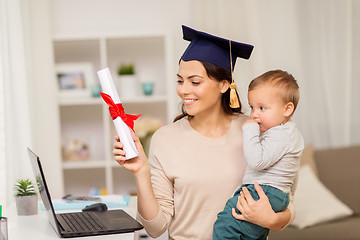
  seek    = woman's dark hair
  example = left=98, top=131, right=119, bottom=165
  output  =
left=174, top=60, right=242, bottom=122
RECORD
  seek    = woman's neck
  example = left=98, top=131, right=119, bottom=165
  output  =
left=189, top=111, right=232, bottom=138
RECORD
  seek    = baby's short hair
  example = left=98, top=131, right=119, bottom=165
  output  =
left=249, top=70, right=300, bottom=113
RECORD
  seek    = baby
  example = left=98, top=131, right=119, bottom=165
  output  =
left=213, top=69, right=304, bottom=240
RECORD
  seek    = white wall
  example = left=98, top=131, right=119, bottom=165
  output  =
left=50, top=0, right=192, bottom=61
left=51, top=0, right=190, bottom=37
left=28, top=0, right=64, bottom=198
left=49, top=0, right=360, bottom=148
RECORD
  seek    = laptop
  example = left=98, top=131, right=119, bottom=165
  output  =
left=27, top=147, right=143, bottom=238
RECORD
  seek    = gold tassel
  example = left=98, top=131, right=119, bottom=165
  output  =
left=229, top=82, right=240, bottom=108
left=228, top=40, right=240, bottom=109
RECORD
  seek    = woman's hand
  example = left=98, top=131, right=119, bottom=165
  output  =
left=231, top=182, right=290, bottom=231
left=113, top=131, right=149, bottom=175
left=113, top=132, right=159, bottom=223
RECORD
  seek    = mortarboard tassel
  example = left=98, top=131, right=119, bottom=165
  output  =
left=229, top=82, right=240, bottom=108
left=229, top=40, right=240, bottom=108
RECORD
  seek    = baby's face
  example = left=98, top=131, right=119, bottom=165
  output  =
left=248, top=84, right=289, bottom=133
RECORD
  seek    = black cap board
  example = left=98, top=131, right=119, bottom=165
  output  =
left=181, top=25, right=254, bottom=72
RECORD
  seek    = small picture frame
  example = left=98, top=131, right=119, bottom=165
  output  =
left=56, top=62, right=95, bottom=98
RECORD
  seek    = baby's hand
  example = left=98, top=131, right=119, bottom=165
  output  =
left=242, top=119, right=258, bottom=128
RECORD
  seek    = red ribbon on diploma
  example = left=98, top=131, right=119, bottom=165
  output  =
left=100, top=92, right=141, bottom=132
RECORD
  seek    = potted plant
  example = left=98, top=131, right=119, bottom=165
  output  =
left=14, top=178, right=38, bottom=215
left=117, top=63, right=138, bottom=98
left=117, top=63, right=135, bottom=76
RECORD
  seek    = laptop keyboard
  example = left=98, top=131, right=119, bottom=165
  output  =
left=60, top=212, right=107, bottom=232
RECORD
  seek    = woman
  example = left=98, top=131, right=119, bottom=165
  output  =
left=113, top=25, right=294, bottom=239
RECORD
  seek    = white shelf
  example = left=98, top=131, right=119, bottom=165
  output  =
left=121, top=94, right=167, bottom=103
left=62, top=160, right=107, bottom=169
left=58, top=95, right=167, bottom=106
left=59, top=96, right=103, bottom=106
left=54, top=34, right=171, bottom=196
left=53, top=32, right=166, bottom=42
left=62, top=160, right=127, bottom=169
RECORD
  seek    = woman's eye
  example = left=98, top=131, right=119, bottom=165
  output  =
left=192, top=81, right=200, bottom=85
left=177, top=79, right=183, bottom=84
left=260, top=107, right=266, bottom=111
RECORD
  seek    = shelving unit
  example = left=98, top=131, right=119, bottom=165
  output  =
left=53, top=33, right=173, bottom=196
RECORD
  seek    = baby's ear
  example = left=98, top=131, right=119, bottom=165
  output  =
left=284, top=102, right=295, bottom=117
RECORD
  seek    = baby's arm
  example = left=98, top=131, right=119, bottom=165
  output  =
left=242, top=123, right=289, bottom=170
left=241, top=118, right=257, bottom=128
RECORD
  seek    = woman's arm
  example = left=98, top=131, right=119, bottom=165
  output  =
left=231, top=182, right=292, bottom=231
left=113, top=133, right=159, bottom=220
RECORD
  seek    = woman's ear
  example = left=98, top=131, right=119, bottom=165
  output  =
left=220, top=80, right=230, bottom=93
left=284, top=102, right=295, bottom=117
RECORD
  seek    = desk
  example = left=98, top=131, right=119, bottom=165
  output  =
left=4, top=196, right=139, bottom=240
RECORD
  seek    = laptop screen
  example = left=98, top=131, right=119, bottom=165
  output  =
left=27, top=148, right=61, bottom=236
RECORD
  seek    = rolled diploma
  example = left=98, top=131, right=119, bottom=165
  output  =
left=97, top=68, right=139, bottom=160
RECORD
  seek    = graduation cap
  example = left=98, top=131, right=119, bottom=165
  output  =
left=181, top=25, right=254, bottom=108
left=181, top=25, right=253, bottom=72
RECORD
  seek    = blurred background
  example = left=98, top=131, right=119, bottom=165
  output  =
left=1, top=0, right=359, bottom=207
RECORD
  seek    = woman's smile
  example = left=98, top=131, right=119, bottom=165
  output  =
left=183, top=98, right=198, bottom=105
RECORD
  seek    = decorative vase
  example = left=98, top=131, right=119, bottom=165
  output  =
left=118, top=75, right=138, bottom=99
left=141, top=82, right=154, bottom=96
left=15, top=195, right=38, bottom=216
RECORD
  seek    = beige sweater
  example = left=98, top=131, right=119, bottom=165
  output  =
left=138, top=115, right=294, bottom=240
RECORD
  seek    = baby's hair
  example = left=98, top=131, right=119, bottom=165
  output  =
left=249, top=70, right=300, bottom=114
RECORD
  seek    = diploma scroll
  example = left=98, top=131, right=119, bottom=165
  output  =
left=97, top=68, right=139, bottom=160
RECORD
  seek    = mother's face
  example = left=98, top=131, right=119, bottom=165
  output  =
left=176, top=60, right=229, bottom=117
